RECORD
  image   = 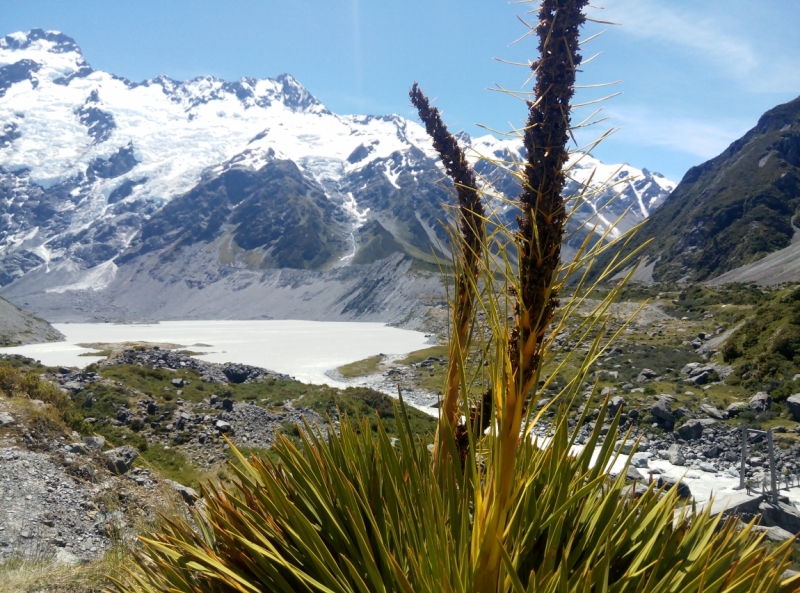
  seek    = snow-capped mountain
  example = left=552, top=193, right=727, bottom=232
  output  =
left=0, top=30, right=675, bottom=322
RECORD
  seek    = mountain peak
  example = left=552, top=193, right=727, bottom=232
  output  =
left=274, top=72, right=327, bottom=113
left=1, top=29, right=82, bottom=56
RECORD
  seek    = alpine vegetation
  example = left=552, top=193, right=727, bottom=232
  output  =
left=113, top=1, right=798, bottom=591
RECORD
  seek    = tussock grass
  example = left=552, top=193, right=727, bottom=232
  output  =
left=336, top=355, right=385, bottom=378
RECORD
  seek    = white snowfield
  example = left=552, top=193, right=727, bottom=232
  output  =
left=0, top=29, right=675, bottom=290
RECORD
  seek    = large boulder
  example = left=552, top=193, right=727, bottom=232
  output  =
left=651, top=398, right=675, bottom=428
left=759, top=501, right=800, bottom=533
left=667, top=444, right=686, bottom=466
left=657, top=475, right=692, bottom=498
left=749, top=392, right=771, bottom=413
left=104, top=446, right=138, bottom=474
left=752, top=525, right=795, bottom=542
left=677, top=419, right=705, bottom=441
left=786, top=394, right=800, bottom=421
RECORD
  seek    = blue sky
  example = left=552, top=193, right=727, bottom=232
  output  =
left=3, top=0, right=799, bottom=182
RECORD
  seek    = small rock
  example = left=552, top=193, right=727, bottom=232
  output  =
left=164, top=479, right=199, bottom=505
left=171, top=378, right=185, bottom=387
left=615, top=439, right=634, bottom=455
left=631, top=452, right=650, bottom=468
left=698, top=462, right=718, bottom=473
left=726, top=402, right=747, bottom=418
left=0, top=412, right=14, bottom=426
left=608, top=396, right=625, bottom=417
left=636, top=368, right=658, bottom=382
left=222, top=399, right=234, bottom=412
left=626, top=465, right=643, bottom=482
left=699, top=404, right=725, bottom=420
left=65, top=443, right=87, bottom=455
left=104, top=446, right=138, bottom=475
left=215, top=420, right=232, bottom=433
left=83, top=436, right=106, bottom=451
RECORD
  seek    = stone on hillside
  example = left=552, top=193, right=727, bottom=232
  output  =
left=704, top=444, right=720, bottom=458
left=631, top=452, right=651, bottom=468
left=65, top=443, right=87, bottom=454
left=651, top=398, right=675, bottom=428
left=699, top=462, right=718, bottom=473
left=0, top=412, right=14, bottom=426
left=636, top=368, right=658, bottom=382
left=677, top=420, right=705, bottom=441
left=171, top=378, right=185, bottom=387
left=726, top=402, right=747, bottom=418
left=215, top=420, right=232, bottom=433
left=83, top=436, right=105, bottom=451
left=681, top=362, right=701, bottom=375
left=104, top=446, right=138, bottom=474
left=164, top=479, right=199, bottom=505
left=62, top=381, right=84, bottom=393
left=752, top=525, right=795, bottom=543
left=678, top=418, right=717, bottom=441
left=699, top=404, right=725, bottom=420
left=608, top=396, right=625, bottom=417
left=667, top=443, right=686, bottom=466
left=749, top=392, right=771, bottom=413
left=222, top=399, right=234, bottom=412
left=786, top=394, right=800, bottom=421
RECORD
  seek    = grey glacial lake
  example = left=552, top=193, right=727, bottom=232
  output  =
left=0, top=320, right=432, bottom=387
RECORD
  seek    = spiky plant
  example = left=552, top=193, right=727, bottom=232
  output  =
left=112, top=1, right=800, bottom=592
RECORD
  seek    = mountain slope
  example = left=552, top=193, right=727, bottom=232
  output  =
left=0, top=295, right=63, bottom=345
left=0, top=29, right=675, bottom=322
left=615, top=95, right=800, bottom=283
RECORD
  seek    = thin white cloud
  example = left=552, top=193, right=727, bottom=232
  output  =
left=602, top=106, right=750, bottom=160
left=595, top=0, right=800, bottom=94
left=596, top=0, right=758, bottom=79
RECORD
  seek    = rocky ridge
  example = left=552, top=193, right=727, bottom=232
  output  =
left=0, top=294, right=63, bottom=346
